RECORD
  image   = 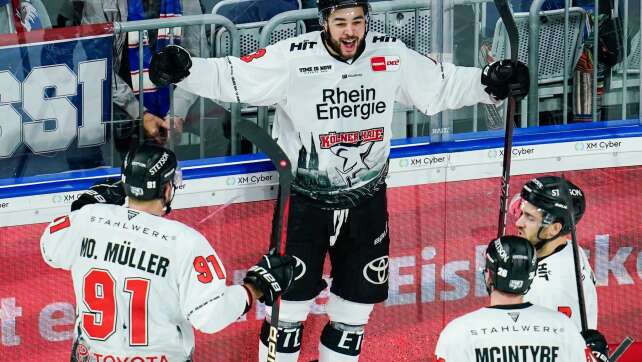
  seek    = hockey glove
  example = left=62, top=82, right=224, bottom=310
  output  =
left=481, top=59, right=529, bottom=101
left=582, top=329, right=610, bottom=362
left=243, top=253, right=295, bottom=306
left=71, top=179, right=126, bottom=212
left=149, top=45, right=192, bottom=87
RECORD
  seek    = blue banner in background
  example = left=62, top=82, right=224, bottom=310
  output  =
left=0, top=26, right=113, bottom=179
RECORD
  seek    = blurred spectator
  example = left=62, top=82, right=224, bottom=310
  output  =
left=0, top=0, right=50, bottom=33
left=81, top=0, right=208, bottom=153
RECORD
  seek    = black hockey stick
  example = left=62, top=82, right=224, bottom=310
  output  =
left=495, top=0, right=520, bottom=237
left=558, top=178, right=589, bottom=332
left=610, top=336, right=634, bottom=361
left=236, top=120, right=293, bottom=362
left=561, top=176, right=635, bottom=359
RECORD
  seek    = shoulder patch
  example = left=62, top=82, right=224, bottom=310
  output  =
left=240, top=48, right=267, bottom=63
left=371, top=56, right=400, bottom=72
left=49, top=215, right=71, bottom=234
left=372, top=35, right=397, bottom=43
left=289, top=39, right=318, bottom=52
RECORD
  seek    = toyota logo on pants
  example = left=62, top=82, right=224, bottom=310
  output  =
left=363, top=256, right=389, bottom=285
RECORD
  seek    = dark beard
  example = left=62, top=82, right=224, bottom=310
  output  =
left=327, top=36, right=361, bottom=61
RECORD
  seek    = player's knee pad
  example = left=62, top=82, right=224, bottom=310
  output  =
left=319, top=321, right=365, bottom=358
left=320, top=293, right=374, bottom=359
left=260, top=299, right=313, bottom=354
left=260, top=319, right=304, bottom=354
left=326, top=292, right=374, bottom=325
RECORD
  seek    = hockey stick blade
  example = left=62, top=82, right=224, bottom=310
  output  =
left=236, top=120, right=292, bottom=362
left=494, top=0, right=519, bottom=237
left=610, top=336, right=634, bottom=362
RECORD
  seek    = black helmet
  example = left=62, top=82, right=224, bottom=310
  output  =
left=317, top=0, right=370, bottom=22
left=121, top=143, right=181, bottom=201
left=485, top=235, right=538, bottom=295
left=520, top=176, right=585, bottom=234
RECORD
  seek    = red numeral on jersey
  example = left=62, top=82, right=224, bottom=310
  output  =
left=124, top=278, right=150, bottom=346
left=240, top=48, right=266, bottom=63
left=82, top=269, right=117, bottom=340
left=193, top=255, right=226, bottom=283
left=49, top=215, right=71, bottom=233
left=82, top=269, right=150, bottom=346
left=558, top=306, right=572, bottom=318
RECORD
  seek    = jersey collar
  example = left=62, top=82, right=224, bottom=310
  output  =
left=486, top=302, right=533, bottom=310
left=538, top=241, right=568, bottom=262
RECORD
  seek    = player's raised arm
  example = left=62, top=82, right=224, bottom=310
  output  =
left=397, top=46, right=529, bottom=116
left=149, top=44, right=289, bottom=106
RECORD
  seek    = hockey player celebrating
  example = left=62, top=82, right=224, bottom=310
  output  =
left=435, top=235, right=592, bottom=362
left=514, top=175, right=609, bottom=361
left=147, top=0, right=529, bottom=360
left=40, top=143, right=296, bottom=362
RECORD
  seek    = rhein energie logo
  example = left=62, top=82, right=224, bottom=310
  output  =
left=316, top=86, right=386, bottom=120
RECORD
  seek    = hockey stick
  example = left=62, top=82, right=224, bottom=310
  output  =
left=560, top=176, right=635, bottom=360
left=495, top=0, right=520, bottom=237
left=558, top=178, right=589, bottom=332
left=610, top=336, right=634, bottom=361
left=236, top=120, right=293, bottom=362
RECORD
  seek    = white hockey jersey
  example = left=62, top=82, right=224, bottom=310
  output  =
left=177, top=31, right=495, bottom=207
left=40, top=204, right=249, bottom=361
left=524, top=242, right=598, bottom=331
left=434, top=303, right=591, bottom=362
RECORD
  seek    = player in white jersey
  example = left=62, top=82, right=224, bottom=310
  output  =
left=435, top=235, right=592, bottom=362
left=40, top=143, right=296, bottom=362
left=146, top=0, right=530, bottom=360
left=513, top=175, right=610, bottom=361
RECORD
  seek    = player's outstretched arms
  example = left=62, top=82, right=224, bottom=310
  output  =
left=481, top=59, right=529, bottom=101
left=243, top=253, right=295, bottom=306
left=582, top=329, right=611, bottom=362
left=70, top=179, right=126, bottom=211
left=149, top=45, right=193, bottom=86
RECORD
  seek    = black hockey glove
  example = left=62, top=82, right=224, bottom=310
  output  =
left=71, top=179, right=126, bottom=212
left=149, top=45, right=192, bottom=87
left=243, top=253, right=295, bottom=306
left=582, top=329, right=610, bottom=362
left=481, top=59, right=529, bottom=101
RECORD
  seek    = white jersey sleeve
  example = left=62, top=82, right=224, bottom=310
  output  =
left=397, top=46, right=497, bottom=115
left=177, top=228, right=250, bottom=334
left=40, top=212, right=82, bottom=270
left=177, top=44, right=289, bottom=106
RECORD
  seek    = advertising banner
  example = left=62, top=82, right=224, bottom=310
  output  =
left=1, top=167, right=641, bottom=361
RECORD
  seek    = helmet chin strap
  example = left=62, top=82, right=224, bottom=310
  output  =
left=534, top=225, right=562, bottom=250
left=161, top=184, right=177, bottom=216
